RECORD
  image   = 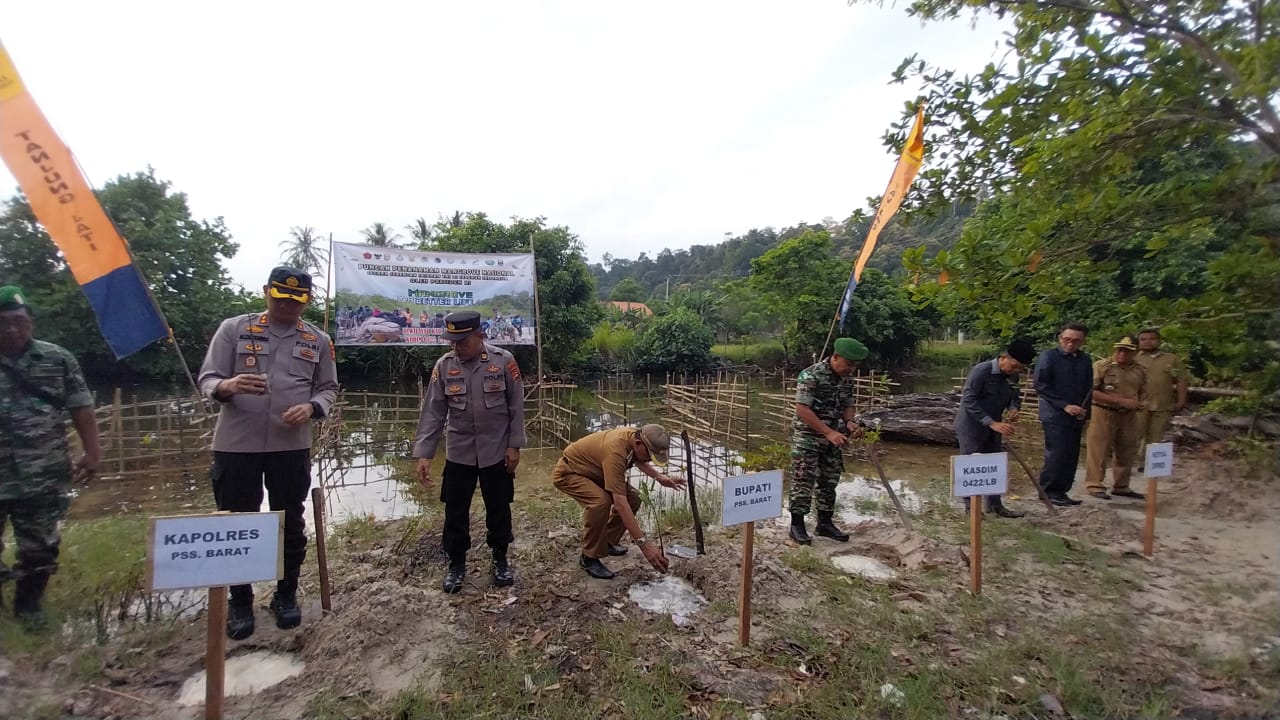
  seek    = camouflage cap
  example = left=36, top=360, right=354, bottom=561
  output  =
left=0, top=285, right=29, bottom=312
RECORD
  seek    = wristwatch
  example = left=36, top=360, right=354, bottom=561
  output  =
left=634, top=536, right=649, bottom=547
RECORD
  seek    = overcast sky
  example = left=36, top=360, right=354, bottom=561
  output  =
left=1, top=1, right=1006, bottom=290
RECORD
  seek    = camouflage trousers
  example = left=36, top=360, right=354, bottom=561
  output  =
left=0, top=493, right=70, bottom=583
left=788, top=442, right=844, bottom=516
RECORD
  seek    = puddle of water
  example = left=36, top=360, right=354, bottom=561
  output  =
left=310, top=454, right=419, bottom=527
left=769, top=474, right=925, bottom=528
left=629, top=575, right=708, bottom=626
left=831, top=554, right=898, bottom=580
left=177, top=650, right=305, bottom=706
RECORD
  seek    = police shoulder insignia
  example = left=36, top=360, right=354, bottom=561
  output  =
left=302, top=332, right=318, bottom=341
left=506, top=360, right=521, bottom=380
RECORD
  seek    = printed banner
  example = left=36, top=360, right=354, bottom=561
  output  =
left=0, top=40, right=170, bottom=358
left=838, top=105, right=926, bottom=328
left=332, top=241, right=537, bottom=346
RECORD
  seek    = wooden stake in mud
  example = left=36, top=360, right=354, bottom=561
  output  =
left=680, top=430, right=705, bottom=555
left=738, top=521, right=754, bottom=646
left=311, top=487, right=332, bottom=611
left=1142, top=443, right=1173, bottom=557
left=862, top=439, right=913, bottom=531
left=205, top=586, right=227, bottom=720
left=969, top=498, right=983, bottom=595
left=1004, top=442, right=1057, bottom=515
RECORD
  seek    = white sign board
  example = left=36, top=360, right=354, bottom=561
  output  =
left=147, top=512, right=284, bottom=592
left=1144, top=442, right=1174, bottom=479
left=722, top=470, right=784, bottom=526
left=951, top=452, right=1009, bottom=498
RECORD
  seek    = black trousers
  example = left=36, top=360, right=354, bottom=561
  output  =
left=1038, top=421, right=1084, bottom=497
left=441, top=460, right=514, bottom=564
left=212, top=449, right=311, bottom=601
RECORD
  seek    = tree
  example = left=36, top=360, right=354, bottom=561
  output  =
left=837, top=269, right=929, bottom=367
left=0, top=168, right=254, bottom=381
left=279, top=226, right=328, bottom=280
left=875, top=0, right=1280, bottom=394
left=430, top=212, right=601, bottom=372
left=405, top=217, right=436, bottom=249
left=607, top=277, right=646, bottom=303
left=361, top=222, right=403, bottom=248
left=744, top=230, right=849, bottom=364
left=634, top=308, right=715, bottom=373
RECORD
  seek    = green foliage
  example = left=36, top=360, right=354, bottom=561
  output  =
left=589, top=321, right=638, bottom=370
left=0, top=168, right=255, bottom=382
left=745, top=229, right=849, bottom=364
left=607, top=277, right=645, bottom=302
left=712, top=340, right=787, bottom=368
left=738, top=442, right=791, bottom=472
left=634, top=307, right=714, bottom=373
left=876, top=0, right=1280, bottom=394
left=838, top=268, right=929, bottom=367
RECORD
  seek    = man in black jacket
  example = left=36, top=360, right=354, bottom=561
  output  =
left=1033, top=323, right=1093, bottom=506
left=954, top=339, right=1037, bottom=517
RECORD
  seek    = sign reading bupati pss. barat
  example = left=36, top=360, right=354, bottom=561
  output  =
left=1144, top=442, right=1174, bottom=479
left=146, top=512, right=283, bottom=592
left=331, top=241, right=537, bottom=347
left=722, top=470, right=784, bottom=526
left=950, top=452, right=1009, bottom=498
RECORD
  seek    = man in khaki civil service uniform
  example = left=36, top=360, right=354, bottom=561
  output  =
left=1084, top=336, right=1148, bottom=500
left=1136, top=328, right=1186, bottom=459
left=413, top=310, right=526, bottom=594
left=198, top=266, right=338, bottom=640
left=552, top=424, right=685, bottom=579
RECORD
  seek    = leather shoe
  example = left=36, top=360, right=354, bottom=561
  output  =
left=1112, top=489, right=1145, bottom=499
left=1049, top=495, right=1080, bottom=507
left=991, top=506, right=1025, bottom=518
left=1090, top=491, right=1112, bottom=500
left=492, top=561, right=514, bottom=587
left=607, top=544, right=629, bottom=556
left=580, top=555, right=616, bottom=580
left=443, top=564, right=466, bottom=594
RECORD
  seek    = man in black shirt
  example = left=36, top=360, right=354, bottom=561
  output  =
left=1033, top=323, right=1093, bottom=506
left=954, top=339, right=1037, bottom=517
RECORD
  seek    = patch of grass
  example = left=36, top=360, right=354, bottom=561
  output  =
left=713, top=340, right=787, bottom=368
left=657, top=505, right=694, bottom=532
left=781, top=547, right=828, bottom=574
left=305, top=690, right=376, bottom=720
left=332, top=512, right=383, bottom=546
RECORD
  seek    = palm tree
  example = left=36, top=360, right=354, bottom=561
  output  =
left=361, top=222, right=403, bottom=248
left=279, top=226, right=329, bottom=279
left=405, top=217, right=436, bottom=250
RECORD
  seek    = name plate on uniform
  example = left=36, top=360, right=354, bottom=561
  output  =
left=146, top=511, right=284, bottom=591
left=722, top=470, right=783, bottom=526
left=1144, top=443, right=1174, bottom=479
left=951, top=452, right=1009, bottom=497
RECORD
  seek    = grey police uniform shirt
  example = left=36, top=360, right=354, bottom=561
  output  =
left=413, top=343, right=527, bottom=467
left=197, top=312, right=339, bottom=453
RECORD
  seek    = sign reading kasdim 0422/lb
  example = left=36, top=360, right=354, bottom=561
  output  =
left=950, top=452, right=1009, bottom=498
left=722, top=469, right=784, bottom=526
left=146, top=512, right=283, bottom=592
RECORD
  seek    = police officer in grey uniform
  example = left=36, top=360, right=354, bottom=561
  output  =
left=197, top=266, right=338, bottom=640
left=413, top=310, right=526, bottom=594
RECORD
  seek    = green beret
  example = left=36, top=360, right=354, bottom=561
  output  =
left=0, top=285, right=29, bottom=312
left=833, top=337, right=868, bottom=361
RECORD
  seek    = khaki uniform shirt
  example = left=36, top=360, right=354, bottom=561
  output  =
left=1136, top=350, right=1183, bottom=412
left=1091, top=359, right=1147, bottom=412
left=198, top=312, right=339, bottom=453
left=0, top=340, right=94, bottom=499
left=413, top=343, right=526, bottom=467
left=556, top=427, right=638, bottom=496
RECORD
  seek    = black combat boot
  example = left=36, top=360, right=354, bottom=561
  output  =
left=13, top=572, right=50, bottom=628
left=227, top=586, right=256, bottom=640
left=443, top=561, right=466, bottom=594
left=492, top=547, right=514, bottom=588
left=270, top=578, right=302, bottom=629
left=814, top=511, right=850, bottom=542
left=789, top=513, right=812, bottom=545
left=988, top=499, right=1025, bottom=519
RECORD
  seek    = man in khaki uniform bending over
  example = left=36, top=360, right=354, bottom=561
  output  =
left=553, top=425, right=685, bottom=579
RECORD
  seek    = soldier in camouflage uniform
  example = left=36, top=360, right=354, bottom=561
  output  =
left=788, top=337, right=868, bottom=545
left=0, top=286, right=100, bottom=624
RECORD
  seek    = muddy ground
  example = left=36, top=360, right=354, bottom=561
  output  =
left=2, top=444, right=1277, bottom=719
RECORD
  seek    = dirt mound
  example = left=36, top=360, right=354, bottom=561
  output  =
left=1153, top=447, right=1280, bottom=523
left=846, top=524, right=961, bottom=572
left=1034, top=504, right=1142, bottom=542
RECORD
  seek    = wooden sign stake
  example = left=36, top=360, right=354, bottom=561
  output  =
left=1142, top=477, right=1158, bottom=558
left=969, top=499, right=983, bottom=595
left=738, top=521, right=755, bottom=646
left=205, top=587, right=227, bottom=720
left=311, top=487, right=332, bottom=611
